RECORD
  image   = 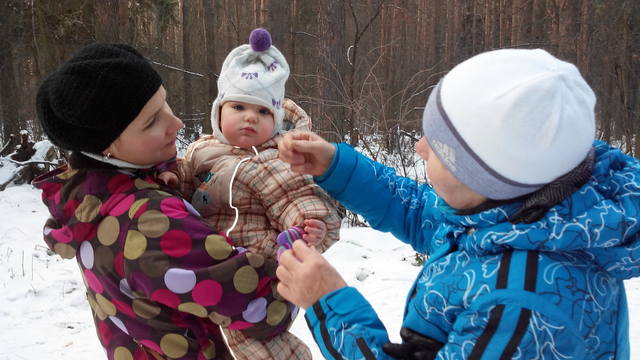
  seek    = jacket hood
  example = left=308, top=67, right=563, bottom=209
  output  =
left=449, top=140, right=640, bottom=280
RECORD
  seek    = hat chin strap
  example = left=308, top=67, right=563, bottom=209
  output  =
left=80, top=151, right=154, bottom=169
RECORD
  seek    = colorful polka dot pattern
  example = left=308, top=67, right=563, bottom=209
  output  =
left=33, top=165, right=294, bottom=359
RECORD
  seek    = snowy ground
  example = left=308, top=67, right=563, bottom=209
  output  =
left=0, top=184, right=638, bottom=359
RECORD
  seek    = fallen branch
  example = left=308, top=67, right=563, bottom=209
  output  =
left=3, top=158, right=59, bottom=167
left=0, top=135, right=14, bottom=156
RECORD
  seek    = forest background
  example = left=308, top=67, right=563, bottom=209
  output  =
left=1, top=0, right=639, bottom=170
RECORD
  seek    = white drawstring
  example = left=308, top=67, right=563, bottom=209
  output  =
left=219, top=328, right=238, bottom=360
left=225, top=146, right=259, bottom=236
left=220, top=145, right=259, bottom=359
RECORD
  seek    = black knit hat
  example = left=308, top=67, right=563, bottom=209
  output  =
left=36, top=43, right=162, bottom=153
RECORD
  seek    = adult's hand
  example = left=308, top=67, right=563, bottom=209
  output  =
left=278, top=131, right=336, bottom=176
left=276, top=240, right=347, bottom=308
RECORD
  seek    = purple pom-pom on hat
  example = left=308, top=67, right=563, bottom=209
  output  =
left=249, top=28, right=272, bottom=52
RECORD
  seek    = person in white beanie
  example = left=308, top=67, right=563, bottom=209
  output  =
left=160, top=28, right=341, bottom=360
left=276, top=48, right=640, bottom=359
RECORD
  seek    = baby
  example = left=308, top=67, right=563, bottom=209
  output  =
left=162, top=28, right=341, bottom=360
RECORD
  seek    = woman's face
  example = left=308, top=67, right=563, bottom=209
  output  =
left=415, top=136, right=486, bottom=209
left=105, top=86, right=183, bottom=165
left=219, top=101, right=274, bottom=148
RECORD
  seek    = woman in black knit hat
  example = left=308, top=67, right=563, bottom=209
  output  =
left=32, top=43, right=296, bottom=360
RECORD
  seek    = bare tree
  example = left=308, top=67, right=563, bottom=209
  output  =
left=1, top=0, right=638, bottom=181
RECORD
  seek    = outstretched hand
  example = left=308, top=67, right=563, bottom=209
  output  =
left=302, top=219, right=326, bottom=247
left=276, top=240, right=347, bottom=308
left=278, top=131, right=336, bottom=176
left=158, top=171, right=179, bottom=188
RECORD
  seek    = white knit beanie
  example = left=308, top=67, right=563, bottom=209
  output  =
left=211, top=28, right=290, bottom=144
left=422, top=49, right=596, bottom=200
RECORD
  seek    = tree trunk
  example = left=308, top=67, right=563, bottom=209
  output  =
left=203, top=0, right=218, bottom=134
left=499, top=0, right=512, bottom=47
left=182, top=0, right=196, bottom=141
left=558, top=0, right=580, bottom=62
left=577, top=0, right=590, bottom=73
left=118, top=0, right=133, bottom=43
left=511, top=0, right=532, bottom=47
left=95, top=0, right=119, bottom=42
left=0, top=39, right=20, bottom=143
left=0, top=1, right=21, bottom=142
left=317, top=0, right=346, bottom=142
left=531, top=0, right=545, bottom=45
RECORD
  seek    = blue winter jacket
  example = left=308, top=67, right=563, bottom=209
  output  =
left=304, top=140, right=640, bottom=359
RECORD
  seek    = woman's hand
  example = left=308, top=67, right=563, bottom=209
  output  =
left=158, top=171, right=179, bottom=188
left=302, top=219, right=326, bottom=247
left=276, top=240, right=347, bottom=308
left=278, top=131, right=335, bottom=176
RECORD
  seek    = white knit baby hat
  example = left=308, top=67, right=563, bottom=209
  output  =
left=422, top=48, right=596, bottom=200
left=211, top=28, right=290, bottom=143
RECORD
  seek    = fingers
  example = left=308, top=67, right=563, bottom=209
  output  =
left=277, top=247, right=301, bottom=269
left=291, top=239, right=320, bottom=261
left=302, top=220, right=326, bottom=246
left=304, top=222, right=324, bottom=235
left=276, top=282, right=293, bottom=303
left=276, top=241, right=346, bottom=308
left=278, top=146, right=297, bottom=165
left=279, top=131, right=334, bottom=176
left=167, top=175, right=178, bottom=187
left=285, top=130, right=316, bottom=142
left=304, top=218, right=325, bottom=228
left=289, top=136, right=328, bottom=156
left=158, top=172, right=178, bottom=187
left=289, top=162, right=316, bottom=174
left=275, top=249, right=308, bottom=308
left=275, top=261, right=293, bottom=283
left=278, top=132, right=303, bottom=164
left=302, top=234, right=321, bottom=247
left=275, top=281, right=305, bottom=309
left=280, top=131, right=325, bottom=156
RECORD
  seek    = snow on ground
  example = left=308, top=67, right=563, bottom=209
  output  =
left=0, top=184, right=638, bottom=359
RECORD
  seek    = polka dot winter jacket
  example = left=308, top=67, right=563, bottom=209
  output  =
left=32, top=161, right=294, bottom=360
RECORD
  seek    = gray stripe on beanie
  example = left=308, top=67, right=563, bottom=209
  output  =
left=422, top=81, right=544, bottom=200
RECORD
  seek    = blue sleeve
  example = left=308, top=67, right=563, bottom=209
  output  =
left=304, top=287, right=395, bottom=360
left=315, top=143, right=439, bottom=254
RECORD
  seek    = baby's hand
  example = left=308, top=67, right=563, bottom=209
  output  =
left=302, top=219, right=327, bottom=247
left=158, top=171, right=179, bottom=188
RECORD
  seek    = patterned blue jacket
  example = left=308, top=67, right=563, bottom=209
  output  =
left=304, top=140, right=640, bottom=359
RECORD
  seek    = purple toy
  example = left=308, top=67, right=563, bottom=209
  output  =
left=276, top=226, right=304, bottom=260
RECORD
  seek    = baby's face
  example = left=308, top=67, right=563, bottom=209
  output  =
left=220, top=101, right=275, bottom=148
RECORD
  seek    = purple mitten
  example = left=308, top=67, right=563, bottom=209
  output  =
left=276, top=226, right=304, bottom=260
